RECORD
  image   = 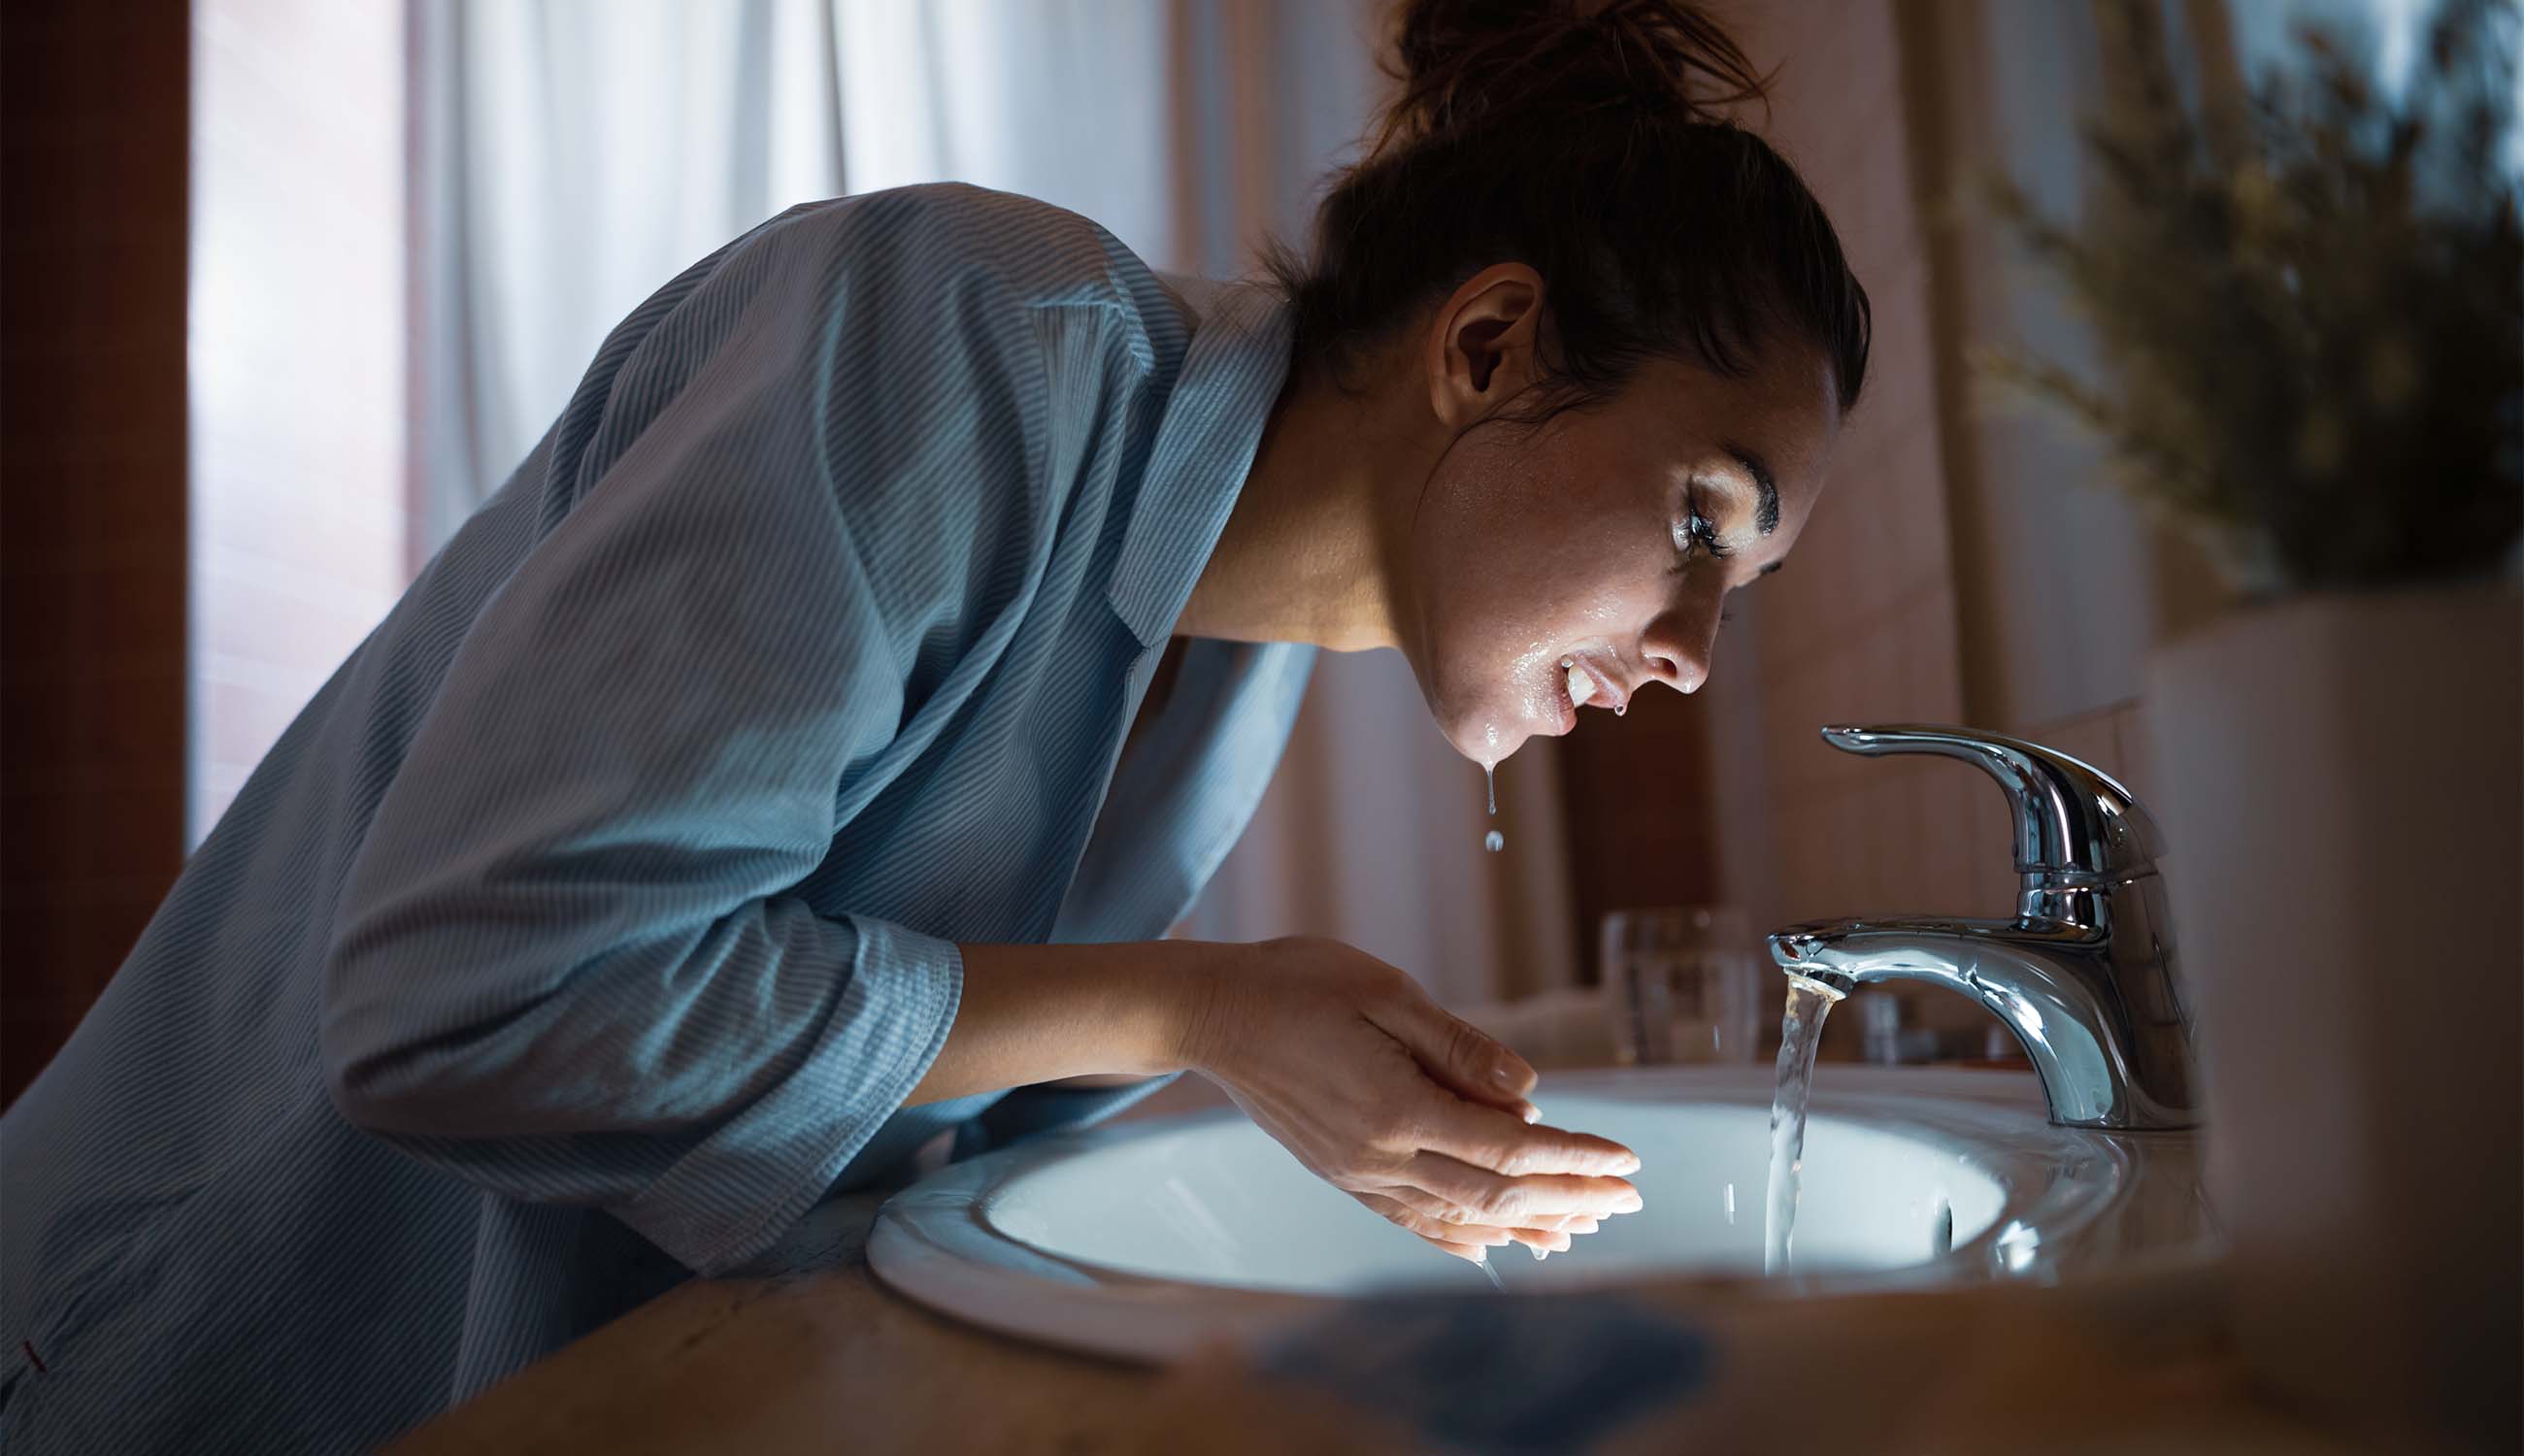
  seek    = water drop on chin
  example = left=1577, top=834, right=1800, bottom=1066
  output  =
left=1484, top=829, right=1505, bottom=853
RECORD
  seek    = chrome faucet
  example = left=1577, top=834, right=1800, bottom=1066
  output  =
left=1767, top=725, right=2200, bottom=1131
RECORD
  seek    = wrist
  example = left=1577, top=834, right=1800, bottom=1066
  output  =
left=1161, top=939, right=1242, bottom=1078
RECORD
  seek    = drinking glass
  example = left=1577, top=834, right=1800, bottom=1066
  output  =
left=1600, top=906, right=1765, bottom=1064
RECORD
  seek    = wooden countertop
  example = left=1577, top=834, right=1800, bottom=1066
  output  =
left=386, top=1192, right=2345, bottom=1456
left=383, top=1080, right=1247, bottom=1455
left=384, top=1188, right=1160, bottom=1455
left=384, top=1075, right=2351, bottom=1455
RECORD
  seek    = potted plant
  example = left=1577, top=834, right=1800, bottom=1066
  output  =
left=1983, top=1, right=2519, bottom=1446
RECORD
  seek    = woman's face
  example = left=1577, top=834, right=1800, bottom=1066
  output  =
left=1399, top=281, right=1843, bottom=766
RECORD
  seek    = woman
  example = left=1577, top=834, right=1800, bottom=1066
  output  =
left=0, top=1, right=1866, bottom=1448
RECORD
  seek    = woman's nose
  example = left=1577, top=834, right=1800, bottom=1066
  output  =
left=1640, top=593, right=1723, bottom=695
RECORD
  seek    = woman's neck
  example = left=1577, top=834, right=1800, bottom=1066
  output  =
left=1173, top=362, right=1430, bottom=653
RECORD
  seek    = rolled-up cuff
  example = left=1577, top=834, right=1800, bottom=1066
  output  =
left=616, top=918, right=963, bottom=1274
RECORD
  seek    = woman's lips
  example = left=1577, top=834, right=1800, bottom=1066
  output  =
left=1549, top=655, right=1623, bottom=730
left=1530, top=654, right=1624, bottom=738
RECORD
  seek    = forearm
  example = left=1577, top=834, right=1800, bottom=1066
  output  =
left=908, top=939, right=1229, bottom=1107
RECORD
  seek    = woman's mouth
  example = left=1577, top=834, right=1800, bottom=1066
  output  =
left=1563, top=657, right=1597, bottom=710
left=1551, top=654, right=1620, bottom=731
left=1515, top=654, right=1620, bottom=742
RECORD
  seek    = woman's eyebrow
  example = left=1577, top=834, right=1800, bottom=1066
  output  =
left=1723, top=442, right=1779, bottom=535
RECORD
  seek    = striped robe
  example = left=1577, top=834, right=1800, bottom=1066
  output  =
left=1, top=182, right=1312, bottom=1453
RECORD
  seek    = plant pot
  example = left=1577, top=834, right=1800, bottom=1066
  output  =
left=2145, top=584, right=2521, bottom=1450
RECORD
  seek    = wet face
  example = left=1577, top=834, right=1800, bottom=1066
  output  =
left=1398, top=269, right=1843, bottom=765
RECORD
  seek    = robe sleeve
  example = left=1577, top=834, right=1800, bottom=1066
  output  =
left=319, top=189, right=1068, bottom=1274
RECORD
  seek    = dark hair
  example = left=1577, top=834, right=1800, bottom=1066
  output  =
left=1264, top=0, right=1871, bottom=429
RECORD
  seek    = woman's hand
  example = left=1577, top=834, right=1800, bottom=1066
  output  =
left=1179, top=936, right=1643, bottom=1263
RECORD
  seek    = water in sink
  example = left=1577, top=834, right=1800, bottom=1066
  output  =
left=1763, top=974, right=1846, bottom=1274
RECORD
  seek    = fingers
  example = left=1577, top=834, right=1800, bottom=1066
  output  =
left=1363, top=1159, right=1642, bottom=1228
left=1353, top=1192, right=1521, bottom=1248
left=1505, top=1214, right=1603, bottom=1258
left=1358, top=1185, right=1616, bottom=1272
left=1417, top=1101, right=1642, bottom=1180
left=1353, top=1193, right=1514, bottom=1264
left=1363, top=987, right=1536, bottom=1110
left=1395, top=1152, right=1644, bottom=1224
left=1357, top=1189, right=1602, bottom=1245
left=1403, top=1229, right=1491, bottom=1264
left=1359, top=1188, right=1609, bottom=1267
left=1507, top=1227, right=1573, bottom=1259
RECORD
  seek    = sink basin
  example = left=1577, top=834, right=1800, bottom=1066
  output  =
left=869, top=1065, right=2209, bottom=1362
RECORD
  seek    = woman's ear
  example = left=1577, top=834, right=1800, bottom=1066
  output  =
left=1425, top=264, right=1545, bottom=432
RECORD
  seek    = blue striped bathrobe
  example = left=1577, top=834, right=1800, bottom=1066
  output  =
left=0, top=182, right=1314, bottom=1452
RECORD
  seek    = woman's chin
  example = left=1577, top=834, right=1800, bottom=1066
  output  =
left=1445, top=715, right=1541, bottom=767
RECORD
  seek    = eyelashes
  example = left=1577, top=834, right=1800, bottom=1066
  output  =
left=1668, top=486, right=1735, bottom=577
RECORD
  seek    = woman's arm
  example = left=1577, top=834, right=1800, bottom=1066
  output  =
left=906, top=940, right=1219, bottom=1105
left=926, top=936, right=1645, bottom=1261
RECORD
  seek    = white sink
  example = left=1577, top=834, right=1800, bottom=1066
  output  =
left=869, top=1065, right=2208, bottom=1362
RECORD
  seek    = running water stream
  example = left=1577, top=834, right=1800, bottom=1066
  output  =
left=1763, top=973, right=1847, bottom=1274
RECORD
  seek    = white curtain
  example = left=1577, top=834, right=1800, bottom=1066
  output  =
left=412, top=0, right=850, bottom=550
left=411, top=0, right=1578, bottom=1007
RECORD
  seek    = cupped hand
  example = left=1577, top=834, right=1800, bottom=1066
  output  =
left=1179, top=936, right=1644, bottom=1263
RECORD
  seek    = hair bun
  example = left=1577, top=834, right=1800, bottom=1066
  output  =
left=1379, top=0, right=1768, bottom=154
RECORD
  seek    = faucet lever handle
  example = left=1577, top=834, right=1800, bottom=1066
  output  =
left=1820, top=723, right=2165, bottom=881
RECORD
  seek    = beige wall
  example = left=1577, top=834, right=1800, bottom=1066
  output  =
left=1708, top=0, right=2194, bottom=1008
left=1172, top=0, right=1584, bottom=1007
left=1716, top=0, right=1986, bottom=942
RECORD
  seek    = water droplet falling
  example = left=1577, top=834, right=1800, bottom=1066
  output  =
left=1480, top=763, right=1504, bottom=851
left=1484, top=829, right=1504, bottom=853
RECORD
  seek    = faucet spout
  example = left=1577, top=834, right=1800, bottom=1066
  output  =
left=1761, top=724, right=2202, bottom=1132
left=1771, top=914, right=2194, bottom=1129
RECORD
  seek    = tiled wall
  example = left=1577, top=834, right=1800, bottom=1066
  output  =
left=188, top=0, right=409, bottom=839
left=1707, top=0, right=2165, bottom=1033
